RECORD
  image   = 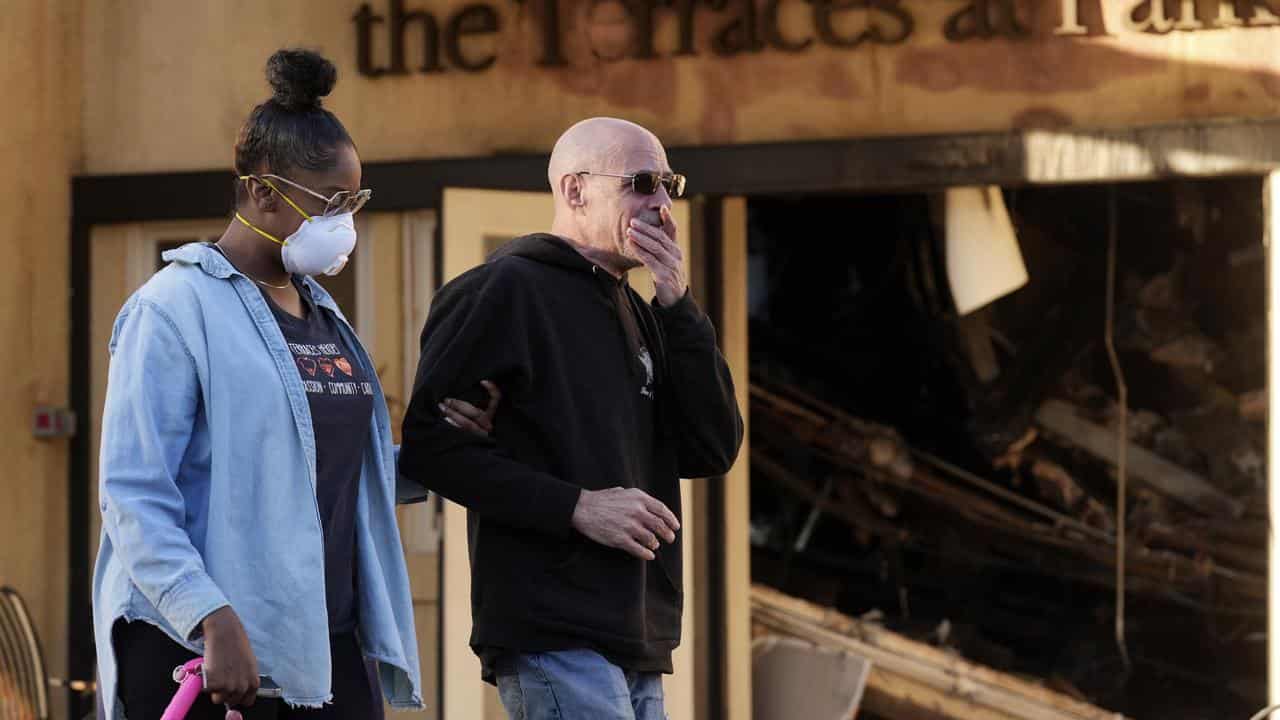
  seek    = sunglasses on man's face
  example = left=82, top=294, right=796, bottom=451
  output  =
left=577, top=171, right=687, bottom=199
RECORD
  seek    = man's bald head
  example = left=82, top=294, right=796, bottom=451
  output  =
left=547, top=118, right=663, bottom=196
left=548, top=117, right=673, bottom=276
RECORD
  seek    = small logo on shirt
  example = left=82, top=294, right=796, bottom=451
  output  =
left=639, top=348, right=655, bottom=399
left=288, top=343, right=373, bottom=397
left=334, top=357, right=354, bottom=377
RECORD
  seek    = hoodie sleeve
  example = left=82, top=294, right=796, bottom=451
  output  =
left=653, top=290, right=745, bottom=478
left=399, top=262, right=582, bottom=536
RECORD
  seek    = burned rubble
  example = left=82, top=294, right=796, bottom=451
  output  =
left=745, top=179, right=1267, bottom=719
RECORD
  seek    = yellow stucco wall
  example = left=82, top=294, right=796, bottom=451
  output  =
left=82, top=0, right=1280, bottom=175
left=0, top=1, right=81, bottom=713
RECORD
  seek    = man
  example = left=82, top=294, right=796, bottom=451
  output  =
left=399, top=117, right=743, bottom=720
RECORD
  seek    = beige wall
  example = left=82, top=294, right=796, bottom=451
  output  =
left=82, top=0, right=1280, bottom=175
left=0, top=0, right=82, bottom=715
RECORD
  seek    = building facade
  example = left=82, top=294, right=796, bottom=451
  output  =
left=6, top=1, right=1280, bottom=718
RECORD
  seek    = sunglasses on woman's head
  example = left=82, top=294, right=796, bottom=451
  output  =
left=240, top=173, right=372, bottom=217
left=577, top=171, right=687, bottom=199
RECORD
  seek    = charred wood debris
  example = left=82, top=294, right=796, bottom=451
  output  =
left=745, top=183, right=1267, bottom=716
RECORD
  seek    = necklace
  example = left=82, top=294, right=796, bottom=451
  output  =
left=214, top=244, right=292, bottom=289
left=249, top=275, right=292, bottom=290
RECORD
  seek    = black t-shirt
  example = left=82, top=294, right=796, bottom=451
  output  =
left=265, top=281, right=375, bottom=634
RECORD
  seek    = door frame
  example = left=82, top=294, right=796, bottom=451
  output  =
left=67, top=117, right=1280, bottom=720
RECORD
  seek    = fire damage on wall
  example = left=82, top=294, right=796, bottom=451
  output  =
left=745, top=178, right=1267, bottom=719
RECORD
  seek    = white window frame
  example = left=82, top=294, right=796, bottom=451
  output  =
left=126, top=219, right=225, bottom=292
left=399, top=210, right=442, bottom=553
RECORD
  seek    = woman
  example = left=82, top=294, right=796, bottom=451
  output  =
left=92, top=49, right=494, bottom=719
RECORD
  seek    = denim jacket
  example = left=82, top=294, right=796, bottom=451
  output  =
left=92, top=243, right=423, bottom=718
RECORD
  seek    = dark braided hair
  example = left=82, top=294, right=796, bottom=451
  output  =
left=234, top=49, right=353, bottom=205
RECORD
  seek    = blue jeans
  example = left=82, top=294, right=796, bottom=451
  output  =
left=495, top=649, right=667, bottom=720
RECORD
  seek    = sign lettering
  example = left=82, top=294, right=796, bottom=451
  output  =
left=352, top=0, right=1280, bottom=77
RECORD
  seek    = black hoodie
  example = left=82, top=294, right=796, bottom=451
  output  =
left=399, top=233, right=743, bottom=680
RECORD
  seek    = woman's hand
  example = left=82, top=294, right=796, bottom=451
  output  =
left=201, top=606, right=259, bottom=708
left=440, top=380, right=502, bottom=436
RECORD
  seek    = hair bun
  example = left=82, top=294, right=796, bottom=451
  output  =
left=266, top=49, right=337, bottom=111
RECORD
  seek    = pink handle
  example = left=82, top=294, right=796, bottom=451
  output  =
left=160, top=658, right=206, bottom=720
left=159, top=656, right=250, bottom=720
